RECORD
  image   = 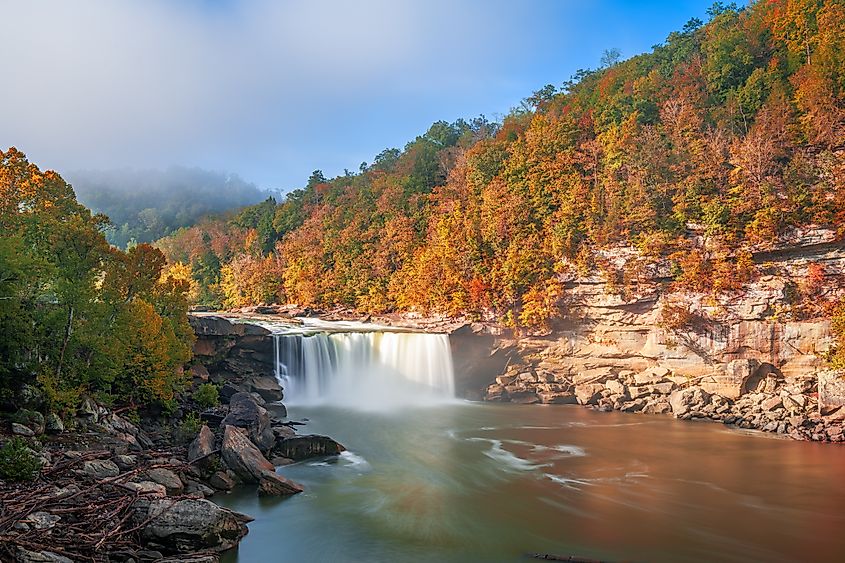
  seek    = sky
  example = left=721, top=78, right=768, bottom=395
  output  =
left=1, top=0, right=724, bottom=194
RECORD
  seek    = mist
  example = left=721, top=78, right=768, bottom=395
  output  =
left=69, top=167, right=268, bottom=248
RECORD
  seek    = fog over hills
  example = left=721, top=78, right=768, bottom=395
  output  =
left=69, top=167, right=269, bottom=248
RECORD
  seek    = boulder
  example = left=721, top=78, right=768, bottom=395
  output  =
left=628, top=385, right=650, bottom=400
left=509, top=391, right=540, bottom=404
left=274, top=435, right=346, bottom=461
left=121, top=481, right=168, bottom=498
left=133, top=498, right=251, bottom=553
left=78, top=397, right=99, bottom=421
left=537, top=391, right=578, bottom=404
left=633, top=367, right=670, bottom=385
left=188, top=425, right=216, bottom=462
left=258, top=470, right=304, bottom=496
left=668, top=387, right=711, bottom=417
left=221, top=392, right=275, bottom=450
left=221, top=425, right=273, bottom=482
left=818, top=369, right=845, bottom=415
left=12, top=422, right=35, bottom=437
left=15, top=409, right=45, bottom=435
left=45, top=413, right=64, bottom=434
left=605, top=379, right=627, bottom=396
left=208, top=471, right=237, bottom=491
left=146, top=468, right=184, bottom=495
left=265, top=402, right=288, bottom=423
left=190, top=364, right=210, bottom=381
left=574, top=384, right=604, bottom=405
left=651, top=382, right=675, bottom=395
left=761, top=396, right=783, bottom=412
left=114, top=454, right=138, bottom=471
left=76, top=459, right=120, bottom=479
left=28, top=511, right=61, bottom=530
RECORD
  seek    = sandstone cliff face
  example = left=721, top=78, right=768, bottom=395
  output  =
left=481, top=228, right=845, bottom=439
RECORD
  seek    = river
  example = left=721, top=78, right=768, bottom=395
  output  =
left=218, top=402, right=845, bottom=562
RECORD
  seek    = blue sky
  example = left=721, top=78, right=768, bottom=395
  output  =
left=1, top=0, right=726, bottom=194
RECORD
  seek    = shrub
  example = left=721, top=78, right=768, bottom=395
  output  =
left=193, top=383, right=220, bottom=409
left=175, top=412, right=203, bottom=444
left=0, top=437, right=42, bottom=482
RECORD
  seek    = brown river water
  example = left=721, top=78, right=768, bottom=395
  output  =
left=217, top=403, right=845, bottom=562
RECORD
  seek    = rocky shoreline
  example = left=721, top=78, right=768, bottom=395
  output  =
left=0, top=315, right=345, bottom=562
left=484, top=361, right=845, bottom=443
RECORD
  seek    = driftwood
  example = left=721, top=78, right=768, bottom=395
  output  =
left=0, top=448, right=196, bottom=562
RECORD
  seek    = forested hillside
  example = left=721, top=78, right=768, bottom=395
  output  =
left=0, top=148, right=194, bottom=413
left=72, top=167, right=266, bottom=248
left=157, top=1, right=845, bottom=332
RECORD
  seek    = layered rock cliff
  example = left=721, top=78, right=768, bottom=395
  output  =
left=481, top=228, right=845, bottom=441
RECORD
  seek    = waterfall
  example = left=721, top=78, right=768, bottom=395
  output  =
left=271, top=326, right=456, bottom=409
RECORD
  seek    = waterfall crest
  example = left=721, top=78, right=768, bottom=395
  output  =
left=271, top=324, right=456, bottom=409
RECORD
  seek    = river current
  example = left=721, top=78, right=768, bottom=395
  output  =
left=218, top=402, right=845, bottom=563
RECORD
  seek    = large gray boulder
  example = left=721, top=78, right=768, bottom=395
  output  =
left=221, top=425, right=273, bottom=482
left=221, top=393, right=275, bottom=450
left=133, top=498, right=251, bottom=553
left=75, top=459, right=120, bottom=480
left=244, top=375, right=283, bottom=402
left=221, top=426, right=303, bottom=495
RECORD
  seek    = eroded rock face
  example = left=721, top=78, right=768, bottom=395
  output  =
left=133, top=498, right=250, bottom=553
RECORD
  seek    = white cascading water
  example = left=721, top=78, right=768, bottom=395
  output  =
left=271, top=325, right=456, bottom=410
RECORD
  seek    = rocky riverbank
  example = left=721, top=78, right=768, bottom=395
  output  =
left=0, top=315, right=345, bottom=562
left=484, top=361, right=845, bottom=442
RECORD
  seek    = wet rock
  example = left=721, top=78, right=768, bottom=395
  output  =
left=188, top=425, right=216, bottom=462
left=133, top=498, right=251, bottom=553
left=274, top=434, right=346, bottom=461
left=12, top=422, right=35, bottom=437
left=147, top=468, right=184, bottom=495
left=76, top=459, right=120, bottom=479
left=258, top=470, right=304, bottom=496
left=221, top=392, right=275, bottom=450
